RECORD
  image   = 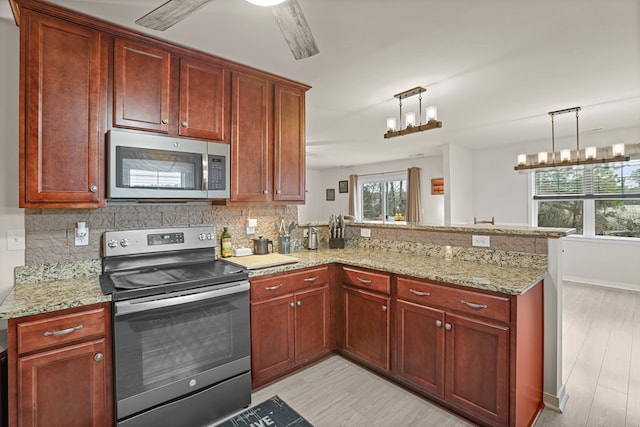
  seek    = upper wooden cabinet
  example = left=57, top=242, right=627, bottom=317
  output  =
left=19, top=11, right=106, bottom=208
left=230, top=72, right=307, bottom=203
left=113, top=38, right=171, bottom=133
left=113, top=38, right=229, bottom=141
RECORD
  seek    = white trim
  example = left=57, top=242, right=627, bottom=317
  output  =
left=563, top=234, right=640, bottom=245
left=543, top=385, right=569, bottom=413
left=564, top=275, right=640, bottom=292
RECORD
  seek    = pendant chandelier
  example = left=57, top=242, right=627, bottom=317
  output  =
left=384, top=86, right=442, bottom=139
left=514, top=106, right=630, bottom=170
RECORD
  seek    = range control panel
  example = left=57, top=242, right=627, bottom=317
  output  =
left=103, top=226, right=216, bottom=257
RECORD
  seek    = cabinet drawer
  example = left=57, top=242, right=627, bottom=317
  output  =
left=343, top=267, right=390, bottom=295
left=397, top=277, right=511, bottom=324
left=17, top=307, right=107, bottom=355
left=251, top=267, right=329, bottom=301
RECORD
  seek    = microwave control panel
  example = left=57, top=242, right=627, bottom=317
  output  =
left=208, top=155, right=227, bottom=191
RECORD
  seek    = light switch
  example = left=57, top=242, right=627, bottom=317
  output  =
left=360, top=228, right=371, bottom=238
left=7, top=229, right=25, bottom=251
left=472, top=235, right=490, bottom=247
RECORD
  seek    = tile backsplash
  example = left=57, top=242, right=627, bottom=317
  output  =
left=25, top=204, right=301, bottom=264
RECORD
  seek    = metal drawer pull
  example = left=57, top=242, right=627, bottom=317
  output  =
left=43, top=324, right=83, bottom=337
left=382, top=305, right=388, bottom=312
left=94, top=353, right=103, bottom=362
left=265, top=284, right=283, bottom=291
left=289, top=302, right=295, bottom=308
left=461, top=300, right=488, bottom=309
left=445, top=323, right=452, bottom=331
left=303, top=276, right=320, bottom=282
left=409, top=289, right=430, bottom=297
left=296, top=300, right=302, bottom=307
left=435, top=320, right=442, bottom=327
left=356, top=277, right=372, bottom=285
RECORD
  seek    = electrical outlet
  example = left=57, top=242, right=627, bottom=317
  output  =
left=472, top=235, right=490, bottom=248
left=303, top=229, right=309, bottom=237
left=75, top=222, right=89, bottom=246
left=360, top=228, right=371, bottom=238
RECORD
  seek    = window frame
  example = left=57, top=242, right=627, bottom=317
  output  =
left=530, top=160, right=640, bottom=241
left=358, top=172, right=408, bottom=224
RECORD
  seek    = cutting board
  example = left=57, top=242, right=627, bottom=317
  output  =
left=226, top=253, right=299, bottom=270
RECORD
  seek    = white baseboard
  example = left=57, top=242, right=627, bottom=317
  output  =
left=543, top=385, right=568, bottom=413
left=564, top=275, right=640, bottom=292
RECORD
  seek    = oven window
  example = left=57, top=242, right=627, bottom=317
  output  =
left=116, top=146, right=201, bottom=190
left=114, top=290, right=249, bottom=401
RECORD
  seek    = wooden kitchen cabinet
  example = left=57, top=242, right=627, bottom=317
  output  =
left=7, top=303, right=113, bottom=427
left=394, top=276, right=543, bottom=427
left=114, top=39, right=229, bottom=140
left=230, top=71, right=307, bottom=203
left=250, top=267, right=331, bottom=387
left=341, top=267, right=391, bottom=372
left=19, top=10, right=107, bottom=208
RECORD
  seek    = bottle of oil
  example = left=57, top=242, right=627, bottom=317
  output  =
left=221, top=227, right=232, bottom=258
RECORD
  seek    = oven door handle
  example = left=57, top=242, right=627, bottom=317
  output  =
left=115, top=282, right=250, bottom=316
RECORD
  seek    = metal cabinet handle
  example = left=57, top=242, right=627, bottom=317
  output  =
left=356, top=277, right=372, bottom=285
left=303, top=276, right=320, bottom=282
left=89, top=185, right=98, bottom=193
left=445, top=323, right=452, bottom=331
left=263, top=190, right=269, bottom=195
left=289, top=302, right=295, bottom=308
left=276, top=190, right=281, bottom=194
left=461, top=300, right=488, bottom=309
left=296, top=300, right=302, bottom=307
left=43, top=324, right=83, bottom=337
left=161, top=118, right=168, bottom=124
left=265, top=284, right=283, bottom=291
left=382, top=305, right=388, bottom=312
left=409, top=289, right=430, bottom=297
left=94, top=353, right=103, bottom=362
left=181, top=121, right=188, bottom=127
left=435, top=320, right=442, bottom=327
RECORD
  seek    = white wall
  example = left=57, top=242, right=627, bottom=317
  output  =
left=0, top=18, right=25, bottom=317
left=301, top=156, right=444, bottom=224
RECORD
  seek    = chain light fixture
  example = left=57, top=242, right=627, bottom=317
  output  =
left=384, top=86, right=442, bottom=139
left=514, top=106, right=631, bottom=170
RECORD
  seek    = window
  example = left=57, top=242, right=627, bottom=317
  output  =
left=359, top=173, right=407, bottom=222
left=533, top=160, right=640, bottom=238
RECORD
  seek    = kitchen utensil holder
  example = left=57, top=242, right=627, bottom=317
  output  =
left=329, top=238, right=344, bottom=249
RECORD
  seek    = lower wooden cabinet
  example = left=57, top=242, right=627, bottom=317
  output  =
left=7, top=303, right=113, bottom=427
left=250, top=267, right=331, bottom=387
left=394, top=276, right=543, bottom=427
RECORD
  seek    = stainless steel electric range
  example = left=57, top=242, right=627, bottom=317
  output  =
left=99, top=226, right=251, bottom=427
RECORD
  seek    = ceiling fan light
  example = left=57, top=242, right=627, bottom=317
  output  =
left=245, top=0, right=287, bottom=6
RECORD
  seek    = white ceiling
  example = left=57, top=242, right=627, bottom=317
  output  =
left=11, top=0, right=640, bottom=169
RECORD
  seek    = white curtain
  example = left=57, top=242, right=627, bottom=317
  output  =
left=406, top=167, right=422, bottom=224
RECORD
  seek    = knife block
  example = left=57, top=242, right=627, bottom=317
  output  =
left=329, top=238, right=344, bottom=249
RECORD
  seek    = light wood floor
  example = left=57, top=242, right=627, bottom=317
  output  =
left=249, top=282, right=640, bottom=426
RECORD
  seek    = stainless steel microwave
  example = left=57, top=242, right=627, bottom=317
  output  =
left=107, top=130, right=230, bottom=200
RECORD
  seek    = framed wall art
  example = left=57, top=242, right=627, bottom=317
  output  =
left=326, top=188, right=335, bottom=201
left=339, top=180, right=348, bottom=193
left=431, top=178, right=444, bottom=195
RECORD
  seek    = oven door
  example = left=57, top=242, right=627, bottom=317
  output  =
left=113, top=281, right=250, bottom=420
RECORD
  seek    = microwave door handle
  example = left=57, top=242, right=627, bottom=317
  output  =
left=202, top=153, right=208, bottom=191
left=115, top=282, right=250, bottom=316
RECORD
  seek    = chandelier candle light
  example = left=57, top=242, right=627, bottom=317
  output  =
left=514, top=106, right=631, bottom=170
left=384, top=86, right=442, bottom=138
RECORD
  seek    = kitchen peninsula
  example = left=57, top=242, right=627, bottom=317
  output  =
left=0, top=223, right=571, bottom=426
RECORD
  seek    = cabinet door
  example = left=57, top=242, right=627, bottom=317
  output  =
left=179, top=58, right=228, bottom=141
left=343, top=287, right=390, bottom=371
left=395, top=300, right=445, bottom=397
left=230, top=71, right=271, bottom=202
left=21, top=12, right=104, bottom=207
left=444, top=313, right=509, bottom=426
left=294, top=285, right=330, bottom=362
left=273, top=83, right=305, bottom=202
left=250, top=294, right=295, bottom=383
left=17, top=339, right=111, bottom=427
left=113, top=38, right=171, bottom=133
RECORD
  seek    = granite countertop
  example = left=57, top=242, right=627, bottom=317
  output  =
left=0, top=246, right=546, bottom=320
left=244, top=247, right=547, bottom=295
left=0, top=276, right=110, bottom=320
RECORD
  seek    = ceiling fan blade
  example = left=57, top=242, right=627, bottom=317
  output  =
left=271, top=0, right=319, bottom=60
left=135, top=0, right=213, bottom=31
